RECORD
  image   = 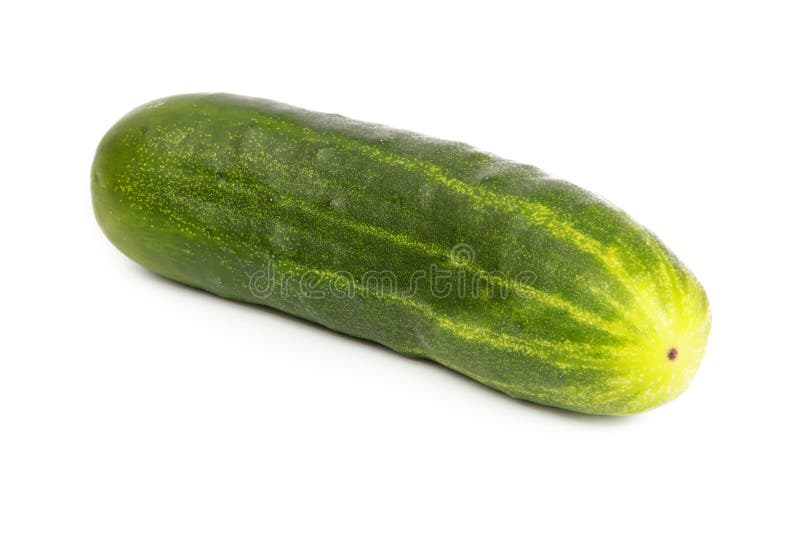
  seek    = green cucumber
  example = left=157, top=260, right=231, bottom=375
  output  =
left=92, top=93, right=710, bottom=415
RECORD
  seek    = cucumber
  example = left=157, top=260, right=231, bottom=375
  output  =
left=92, top=93, right=710, bottom=415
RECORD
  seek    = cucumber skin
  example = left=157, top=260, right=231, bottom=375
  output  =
left=92, top=94, right=710, bottom=415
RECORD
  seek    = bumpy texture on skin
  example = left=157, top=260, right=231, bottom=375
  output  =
left=92, top=93, right=711, bottom=415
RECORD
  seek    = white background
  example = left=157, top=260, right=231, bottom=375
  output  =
left=2, top=1, right=798, bottom=539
